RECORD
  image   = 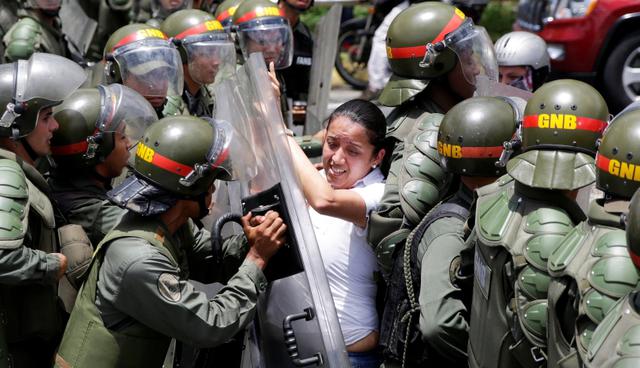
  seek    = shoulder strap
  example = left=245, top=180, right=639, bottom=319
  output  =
left=410, top=201, right=471, bottom=249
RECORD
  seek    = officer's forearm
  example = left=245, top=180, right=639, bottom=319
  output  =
left=418, top=233, right=469, bottom=363
left=0, top=246, right=60, bottom=284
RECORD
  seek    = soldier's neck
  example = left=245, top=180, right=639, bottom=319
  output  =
left=184, top=71, right=201, bottom=96
left=159, top=201, right=191, bottom=235
left=33, top=9, right=56, bottom=28
left=424, top=81, right=463, bottom=113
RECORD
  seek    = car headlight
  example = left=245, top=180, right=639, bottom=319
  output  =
left=552, top=0, right=598, bottom=19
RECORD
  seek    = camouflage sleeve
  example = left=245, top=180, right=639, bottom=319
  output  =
left=3, top=17, right=42, bottom=62
left=0, top=246, right=61, bottom=284
left=417, top=216, right=469, bottom=363
left=100, top=238, right=267, bottom=347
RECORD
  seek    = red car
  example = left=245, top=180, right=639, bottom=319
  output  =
left=516, top=0, right=640, bottom=112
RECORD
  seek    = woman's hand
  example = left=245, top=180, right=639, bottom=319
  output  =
left=242, top=210, right=287, bottom=270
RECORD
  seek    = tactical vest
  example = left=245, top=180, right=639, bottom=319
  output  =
left=581, top=292, right=640, bottom=367
left=380, top=193, right=469, bottom=367
left=546, top=201, right=639, bottom=368
left=0, top=151, right=61, bottom=335
left=369, top=97, right=450, bottom=281
left=3, top=11, right=66, bottom=61
left=56, top=214, right=191, bottom=368
left=468, top=178, right=583, bottom=368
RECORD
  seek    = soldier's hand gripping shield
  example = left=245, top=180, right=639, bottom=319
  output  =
left=182, top=29, right=236, bottom=85
left=108, top=35, right=184, bottom=101
left=422, top=17, right=498, bottom=89
left=209, top=53, right=349, bottom=367
left=0, top=53, right=86, bottom=138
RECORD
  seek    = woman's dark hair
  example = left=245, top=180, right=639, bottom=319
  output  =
left=326, top=99, right=387, bottom=153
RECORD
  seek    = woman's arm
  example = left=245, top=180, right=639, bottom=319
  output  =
left=287, top=136, right=369, bottom=228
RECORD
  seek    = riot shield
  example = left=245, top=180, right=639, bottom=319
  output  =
left=212, top=53, right=350, bottom=367
left=305, top=4, right=342, bottom=135
left=60, top=0, right=98, bottom=62
left=475, top=75, right=533, bottom=100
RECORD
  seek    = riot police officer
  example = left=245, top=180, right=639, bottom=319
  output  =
left=49, top=85, right=158, bottom=247
left=579, top=187, right=640, bottom=367
left=103, top=23, right=188, bottom=117
left=55, top=115, right=287, bottom=367
left=3, top=0, right=67, bottom=61
left=368, top=2, right=498, bottom=278
left=380, top=96, right=520, bottom=366
left=467, top=79, right=609, bottom=368
left=0, top=52, right=85, bottom=366
left=552, top=108, right=640, bottom=367
left=494, top=31, right=550, bottom=92
left=161, top=9, right=236, bottom=117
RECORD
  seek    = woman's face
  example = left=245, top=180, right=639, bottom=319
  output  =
left=322, top=116, right=383, bottom=189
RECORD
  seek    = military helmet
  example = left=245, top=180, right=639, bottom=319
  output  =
left=0, top=53, right=85, bottom=138
left=626, top=189, right=640, bottom=270
left=507, top=79, right=609, bottom=190
left=104, top=24, right=184, bottom=102
left=596, top=109, right=640, bottom=199
left=233, top=0, right=294, bottom=69
left=134, top=116, right=240, bottom=195
left=495, top=31, right=550, bottom=91
left=438, top=96, right=519, bottom=176
left=162, top=10, right=236, bottom=85
left=215, top=0, right=244, bottom=30
left=51, top=85, right=158, bottom=169
left=380, top=2, right=497, bottom=106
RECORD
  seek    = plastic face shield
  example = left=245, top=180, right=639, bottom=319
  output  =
left=17, top=53, right=86, bottom=106
left=237, top=18, right=293, bottom=70
left=97, top=84, right=158, bottom=143
left=179, top=118, right=257, bottom=187
left=114, top=39, right=184, bottom=99
left=184, top=33, right=237, bottom=85
left=422, top=18, right=498, bottom=86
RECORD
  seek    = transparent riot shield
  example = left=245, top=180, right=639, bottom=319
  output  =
left=212, top=53, right=350, bottom=367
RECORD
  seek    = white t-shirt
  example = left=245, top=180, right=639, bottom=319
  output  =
left=308, top=168, right=385, bottom=345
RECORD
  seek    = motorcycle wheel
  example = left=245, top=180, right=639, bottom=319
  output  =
left=334, top=26, right=372, bottom=90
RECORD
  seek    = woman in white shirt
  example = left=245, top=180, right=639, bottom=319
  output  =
left=288, top=99, right=388, bottom=368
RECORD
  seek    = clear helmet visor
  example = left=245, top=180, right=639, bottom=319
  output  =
left=97, top=84, right=158, bottom=143
left=114, top=39, right=184, bottom=100
left=184, top=35, right=237, bottom=85
left=151, top=0, right=192, bottom=18
left=237, top=18, right=293, bottom=70
left=17, top=53, right=86, bottom=105
left=447, top=22, right=498, bottom=86
left=179, top=118, right=257, bottom=187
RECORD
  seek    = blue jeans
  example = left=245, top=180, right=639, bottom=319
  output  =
left=348, top=350, right=382, bottom=368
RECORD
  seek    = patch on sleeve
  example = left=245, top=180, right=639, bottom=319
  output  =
left=157, top=273, right=181, bottom=302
